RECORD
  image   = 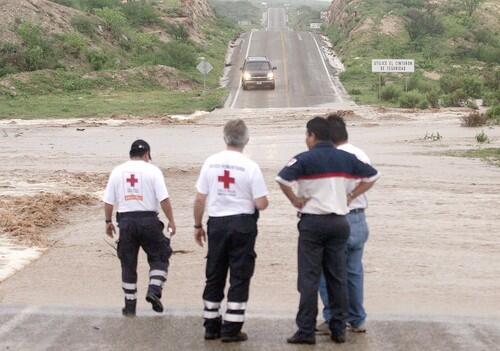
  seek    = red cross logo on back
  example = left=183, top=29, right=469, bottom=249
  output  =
left=218, top=170, right=235, bottom=189
left=127, top=174, right=138, bottom=187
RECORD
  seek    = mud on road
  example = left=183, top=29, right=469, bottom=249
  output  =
left=0, top=106, right=499, bottom=323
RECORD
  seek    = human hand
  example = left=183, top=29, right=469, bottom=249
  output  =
left=105, top=222, right=116, bottom=238
left=292, top=196, right=310, bottom=209
left=194, top=227, right=206, bottom=247
left=168, top=222, right=176, bottom=236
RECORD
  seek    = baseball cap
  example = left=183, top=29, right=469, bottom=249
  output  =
left=130, top=139, right=152, bottom=160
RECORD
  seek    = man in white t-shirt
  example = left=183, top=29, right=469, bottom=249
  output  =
left=193, top=119, right=269, bottom=343
left=317, top=114, right=375, bottom=334
left=103, top=139, right=176, bottom=317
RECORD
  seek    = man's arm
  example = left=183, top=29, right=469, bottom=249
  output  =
left=193, top=192, right=207, bottom=247
left=160, top=198, right=176, bottom=236
left=347, top=181, right=376, bottom=205
left=104, top=202, right=116, bottom=238
left=255, top=196, right=269, bottom=210
left=277, top=183, right=308, bottom=209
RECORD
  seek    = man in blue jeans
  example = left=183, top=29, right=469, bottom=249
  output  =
left=317, top=113, right=375, bottom=334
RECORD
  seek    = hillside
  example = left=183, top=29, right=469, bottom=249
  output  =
left=0, top=0, right=238, bottom=118
left=323, top=0, right=499, bottom=118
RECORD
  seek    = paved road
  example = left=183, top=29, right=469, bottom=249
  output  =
left=1, top=306, right=499, bottom=350
left=227, top=8, right=343, bottom=109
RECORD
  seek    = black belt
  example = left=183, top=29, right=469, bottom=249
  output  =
left=298, top=212, right=342, bottom=218
left=349, top=208, right=365, bottom=214
left=116, top=211, right=158, bottom=220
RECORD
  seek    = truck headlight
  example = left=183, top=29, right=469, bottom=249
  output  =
left=267, top=72, right=274, bottom=79
left=243, top=72, right=251, bottom=80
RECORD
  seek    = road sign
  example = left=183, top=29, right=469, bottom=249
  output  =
left=372, top=59, right=414, bottom=73
left=197, top=60, right=213, bottom=75
left=310, top=23, right=322, bottom=30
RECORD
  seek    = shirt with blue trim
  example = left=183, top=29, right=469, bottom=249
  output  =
left=276, top=142, right=380, bottom=215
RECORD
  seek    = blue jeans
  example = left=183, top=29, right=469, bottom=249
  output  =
left=319, top=210, right=369, bottom=327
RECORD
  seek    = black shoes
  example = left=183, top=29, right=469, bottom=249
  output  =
left=287, top=332, right=316, bottom=345
left=146, top=293, right=164, bottom=313
left=204, top=331, right=221, bottom=340
left=122, top=299, right=136, bottom=317
left=331, top=332, right=346, bottom=344
left=221, top=332, right=248, bottom=343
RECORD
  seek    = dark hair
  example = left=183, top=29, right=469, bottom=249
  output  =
left=326, top=113, right=348, bottom=144
left=306, top=117, right=331, bottom=141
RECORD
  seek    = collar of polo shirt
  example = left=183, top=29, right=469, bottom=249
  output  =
left=314, top=141, right=334, bottom=149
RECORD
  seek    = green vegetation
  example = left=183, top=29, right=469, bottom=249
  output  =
left=475, top=130, right=490, bottom=143
left=210, top=0, right=262, bottom=28
left=0, top=1, right=239, bottom=118
left=447, top=148, right=500, bottom=167
left=324, top=0, right=500, bottom=108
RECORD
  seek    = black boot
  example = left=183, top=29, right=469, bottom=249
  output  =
left=204, top=316, right=222, bottom=340
left=146, top=293, right=163, bottom=313
left=286, top=331, right=316, bottom=345
left=221, top=332, right=248, bottom=343
left=122, top=299, right=136, bottom=317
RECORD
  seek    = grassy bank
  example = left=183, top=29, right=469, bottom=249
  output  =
left=323, top=0, right=500, bottom=115
left=447, top=148, right=500, bottom=167
left=0, top=0, right=239, bottom=118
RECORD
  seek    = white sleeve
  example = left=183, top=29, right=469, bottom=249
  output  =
left=103, top=170, right=117, bottom=205
left=251, top=165, right=268, bottom=199
left=154, top=168, right=169, bottom=202
left=196, top=160, right=210, bottom=194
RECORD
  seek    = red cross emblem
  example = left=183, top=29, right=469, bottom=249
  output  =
left=126, top=174, right=138, bottom=187
left=218, top=170, right=235, bottom=189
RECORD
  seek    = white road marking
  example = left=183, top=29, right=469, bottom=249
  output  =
left=0, top=306, right=39, bottom=337
left=297, top=33, right=303, bottom=41
left=267, top=8, right=270, bottom=31
left=230, top=31, right=254, bottom=109
left=310, top=32, right=343, bottom=103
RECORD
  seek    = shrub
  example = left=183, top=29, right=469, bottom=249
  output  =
left=461, top=112, right=487, bottom=127
left=164, top=23, right=189, bottom=41
left=61, top=32, right=87, bottom=57
left=17, top=22, right=45, bottom=47
left=399, top=91, right=427, bottom=108
left=349, top=88, right=361, bottom=95
left=380, top=84, right=401, bottom=101
left=86, top=49, right=109, bottom=70
left=25, top=46, right=44, bottom=71
left=156, top=42, right=197, bottom=69
left=440, top=74, right=463, bottom=94
left=95, top=7, right=127, bottom=38
left=483, top=91, right=500, bottom=106
left=475, top=131, right=489, bottom=144
left=486, top=105, right=500, bottom=122
left=405, top=9, right=444, bottom=41
left=81, top=0, right=121, bottom=9
left=463, top=76, right=483, bottom=98
left=475, top=44, right=500, bottom=64
left=71, top=15, right=97, bottom=37
left=129, top=32, right=158, bottom=53
left=426, top=89, right=440, bottom=108
left=442, top=89, right=468, bottom=107
left=121, top=1, right=160, bottom=27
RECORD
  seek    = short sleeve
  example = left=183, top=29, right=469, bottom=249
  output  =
left=196, top=160, right=210, bottom=194
left=103, top=170, right=117, bottom=205
left=350, top=155, right=380, bottom=182
left=276, top=155, right=304, bottom=187
left=251, top=165, right=268, bottom=199
left=154, top=168, right=169, bottom=202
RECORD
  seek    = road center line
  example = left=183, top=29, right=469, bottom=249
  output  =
left=230, top=31, right=254, bottom=109
left=310, top=32, right=343, bottom=103
left=280, top=31, right=291, bottom=108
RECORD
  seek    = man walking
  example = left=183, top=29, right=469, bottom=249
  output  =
left=103, top=139, right=176, bottom=317
left=317, top=113, right=375, bottom=334
left=276, top=117, right=379, bottom=345
left=193, top=119, right=269, bottom=343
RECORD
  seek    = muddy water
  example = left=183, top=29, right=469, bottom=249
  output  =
left=0, top=107, right=499, bottom=319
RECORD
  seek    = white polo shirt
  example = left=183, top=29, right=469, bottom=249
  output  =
left=103, top=160, right=169, bottom=213
left=196, top=150, right=268, bottom=217
left=337, top=143, right=370, bottom=210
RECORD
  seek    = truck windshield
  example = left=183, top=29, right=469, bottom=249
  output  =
left=246, top=62, right=271, bottom=71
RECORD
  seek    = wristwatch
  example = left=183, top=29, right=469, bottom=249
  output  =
left=105, top=219, right=112, bottom=224
left=194, top=224, right=202, bottom=229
